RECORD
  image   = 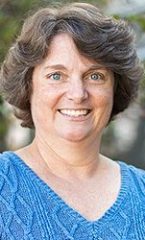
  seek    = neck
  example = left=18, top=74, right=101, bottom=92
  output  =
left=29, top=133, right=103, bottom=180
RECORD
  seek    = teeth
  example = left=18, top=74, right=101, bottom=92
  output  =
left=59, top=109, right=89, bottom=117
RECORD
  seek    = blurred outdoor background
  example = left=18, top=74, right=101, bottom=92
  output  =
left=0, top=0, right=145, bottom=169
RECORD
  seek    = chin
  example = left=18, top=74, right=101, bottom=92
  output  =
left=57, top=129, right=92, bottom=142
left=63, top=135, right=86, bottom=142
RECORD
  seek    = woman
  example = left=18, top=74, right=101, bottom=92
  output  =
left=0, top=2, right=144, bottom=239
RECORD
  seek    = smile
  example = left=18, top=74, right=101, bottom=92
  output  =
left=58, top=109, right=91, bottom=117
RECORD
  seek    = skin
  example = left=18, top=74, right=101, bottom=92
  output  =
left=31, top=35, right=114, bottom=143
left=16, top=33, right=121, bottom=221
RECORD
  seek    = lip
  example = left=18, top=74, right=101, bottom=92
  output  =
left=57, top=109, right=92, bottom=122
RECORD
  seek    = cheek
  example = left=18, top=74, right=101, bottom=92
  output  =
left=103, top=90, right=114, bottom=110
left=92, top=88, right=114, bottom=109
left=32, top=84, right=63, bottom=110
left=92, top=89, right=114, bottom=128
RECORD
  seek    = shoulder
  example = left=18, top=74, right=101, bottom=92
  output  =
left=121, top=161, right=145, bottom=180
left=0, top=151, right=12, bottom=174
left=0, top=151, right=22, bottom=196
left=0, top=151, right=18, bottom=185
left=120, top=161, right=145, bottom=197
left=0, top=152, right=36, bottom=238
left=0, top=151, right=13, bottom=163
left=0, top=151, right=18, bottom=174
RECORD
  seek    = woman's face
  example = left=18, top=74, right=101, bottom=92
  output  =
left=31, top=33, right=114, bottom=143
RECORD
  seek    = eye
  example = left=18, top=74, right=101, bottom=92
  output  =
left=90, top=72, right=104, bottom=81
left=51, top=73, right=61, bottom=80
left=46, top=72, right=61, bottom=81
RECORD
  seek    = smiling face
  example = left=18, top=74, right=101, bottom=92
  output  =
left=31, top=33, right=114, bottom=143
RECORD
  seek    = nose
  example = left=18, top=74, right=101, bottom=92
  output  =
left=66, top=78, right=88, bottom=103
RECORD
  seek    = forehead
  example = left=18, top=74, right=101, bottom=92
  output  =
left=42, top=33, right=106, bottom=71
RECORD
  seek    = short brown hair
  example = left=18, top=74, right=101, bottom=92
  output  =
left=0, top=2, right=144, bottom=128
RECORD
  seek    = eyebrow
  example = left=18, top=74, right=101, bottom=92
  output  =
left=44, top=63, right=107, bottom=72
left=44, top=64, right=67, bottom=70
left=87, top=64, right=107, bottom=71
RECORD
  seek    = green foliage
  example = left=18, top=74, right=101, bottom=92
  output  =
left=127, top=15, right=145, bottom=31
left=0, top=0, right=106, bottom=63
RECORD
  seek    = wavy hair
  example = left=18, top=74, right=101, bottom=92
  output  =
left=0, top=2, right=144, bottom=127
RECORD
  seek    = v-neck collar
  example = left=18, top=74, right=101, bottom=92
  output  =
left=5, top=151, right=129, bottom=228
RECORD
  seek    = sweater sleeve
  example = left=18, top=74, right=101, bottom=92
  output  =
left=0, top=154, right=11, bottom=235
left=0, top=153, right=38, bottom=240
left=0, top=153, right=21, bottom=238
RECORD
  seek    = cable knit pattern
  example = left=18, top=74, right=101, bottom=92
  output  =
left=0, top=151, right=145, bottom=240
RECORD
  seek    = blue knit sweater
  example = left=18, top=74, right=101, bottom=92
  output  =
left=0, top=151, right=145, bottom=240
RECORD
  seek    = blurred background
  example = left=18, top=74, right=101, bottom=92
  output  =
left=0, top=0, right=145, bottom=169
